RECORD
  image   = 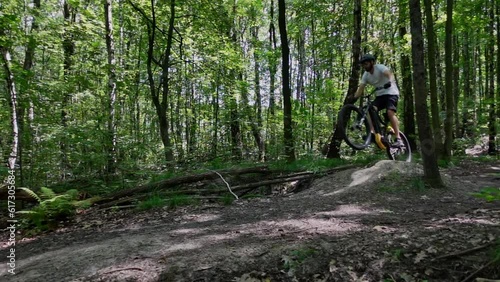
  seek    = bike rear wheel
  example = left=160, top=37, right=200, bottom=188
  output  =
left=385, top=131, right=412, bottom=162
left=338, top=104, right=371, bottom=150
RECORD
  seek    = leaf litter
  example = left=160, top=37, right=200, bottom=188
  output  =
left=0, top=159, right=498, bottom=281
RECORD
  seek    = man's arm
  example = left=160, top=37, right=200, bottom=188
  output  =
left=382, top=68, right=395, bottom=81
left=353, top=83, right=366, bottom=99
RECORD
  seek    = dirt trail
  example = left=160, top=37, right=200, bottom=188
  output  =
left=1, top=160, right=499, bottom=282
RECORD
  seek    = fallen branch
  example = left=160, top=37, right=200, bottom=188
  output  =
left=95, top=166, right=269, bottom=205
left=102, top=267, right=144, bottom=275
left=94, top=164, right=358, bottom=209
left=435, top=243, right=493, bottom=260
left=99, top=205, right=137, bottom=212
left=460, top=259, right=497, bottom=282
left=230, top=174, right=314, bottom=191
left=209, top=169, right=238, bottom=200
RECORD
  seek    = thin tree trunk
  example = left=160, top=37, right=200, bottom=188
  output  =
left=267, top=0, right=278, bottom=159
left=1, top=47, right=19, bottom=171
left=129, top=0, right=174, bottom=163
left=61, top=0, right=75, bottom=178
left=409, top=0, right=444, bottom=187
left=134, top=35, right=142, bottom=144
left=228, top=1, right=242, bottom=160
left=252, top=25, right=265, bottom=161
left=462, top=33, right=471, bottom=137
left=326, top=0, right=361, bottom=159
left=488, top=1, right=497, bottom=155
left=212, top=79, right=220, bottom=159
left=399, top=0, right=416, bottom=150
left=443, top=0, right=454, bottom=160
left=159, top=0, right=176, bottom=162
left=104, top=0, right=118, bottom=173
left=296, top=30, right=305, bottom=103
left=453, top=35, right=460, bottom=138
left=424, top=0, right=443, bottom=158
left=278, top=0, right=295, bottom=162
left=19, top=0, right=42, bottom=185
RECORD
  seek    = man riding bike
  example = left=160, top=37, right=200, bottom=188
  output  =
left=350, top=54, right=403, bottom=147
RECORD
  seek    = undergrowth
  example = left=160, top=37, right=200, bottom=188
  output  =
left=18, top=187, right=91, bottom=235
left=137, top=194, right=196, bottom=210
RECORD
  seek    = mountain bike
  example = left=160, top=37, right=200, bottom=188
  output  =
left=338, top=86, right=412, bottom=162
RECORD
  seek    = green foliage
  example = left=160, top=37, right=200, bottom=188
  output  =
left=167, top=194, right=195, bottom=209
left=241, top=193, right=263, bottom=199
left=473, top=187, right=500, bottom=202
left=387, top=248, right=405, bottom=262
left=137, top=194, right=196, bottom=210
left=378, top=174, right=428, bottom=193
left=220, top=193, right=235, bottom=206
left=282, top=247, right=317, bottom=271
left=269, top=156, right=346, bottom=172
left=1, top=0, right=496, bottom=194
left=491, top=241, right=500, bottom=263
left=137, top=195, right=167, bottom=211
left=437, top=159, right=455, bottom=168
left=411, top=177, right=427, bottom=191
left=18, top=188, right=79, bottom=233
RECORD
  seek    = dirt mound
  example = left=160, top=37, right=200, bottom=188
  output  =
left=1, top=160, right=498, bottom=282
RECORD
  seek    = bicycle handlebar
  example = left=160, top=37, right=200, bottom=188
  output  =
left=360, top=82, right=392, bottom=98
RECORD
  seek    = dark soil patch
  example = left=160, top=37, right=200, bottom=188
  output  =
left=1, top=160, right=499, bottom=282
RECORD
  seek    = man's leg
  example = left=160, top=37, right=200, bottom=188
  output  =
left=387, top=109, right=400, bottom=138
left=385, top=95, right=403, bottom=146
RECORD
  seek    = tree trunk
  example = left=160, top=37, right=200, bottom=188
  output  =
left=212, top=79, right=220, bottom=159
left=278, top=0, right=295, bottom=162
left=1, top=46, right=19, bottom=171
left=409, top=0, right=444, bottom=187
left=462, top=33, right=472, bottom=137
left=104, top=0, right=118, bottom=173
left=252, top=25, right=265, bottom=161
left=488, top=1, right=497, bottom=155
left=229, top=2, right=242, bottom=160
left=19, top=0, right=42, bottom=185
left=453, top=35, right=460, bottom=138
left=61, top=0, right=75, bottom=178
left=424, top=0, right=444, bottom=158
left=497, top=1, right=500, bottom=140
left=326, top=0, right=361, bottom=159
left=443, top=0, right=454, bottom=160
left=398, top=0, right=416, bottom=151
left=133, top=0, right=176, bottom=163
left=159, top=0, right=176, bottom=163
left=296, top=30, right=306, bottom=103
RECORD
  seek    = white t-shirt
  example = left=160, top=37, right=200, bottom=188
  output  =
left=361, top=64, right=399, bottom=96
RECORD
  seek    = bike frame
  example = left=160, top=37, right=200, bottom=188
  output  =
left=358, top=91, right=390, bottom=150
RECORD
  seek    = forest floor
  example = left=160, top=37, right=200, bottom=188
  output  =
left=0, top=158, right=499, bottom=282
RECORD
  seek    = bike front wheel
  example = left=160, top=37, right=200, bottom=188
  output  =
left=338, top=104, right=371, bottom=150
left=385, top=131, right=412, bottom=162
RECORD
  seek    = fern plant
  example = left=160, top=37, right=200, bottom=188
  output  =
left=18, top=187, right=80, bottom=232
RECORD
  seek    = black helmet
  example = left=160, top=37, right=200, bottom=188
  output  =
left=359, top=54, right=376, bottom=64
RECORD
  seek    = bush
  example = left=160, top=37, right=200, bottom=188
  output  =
left=18, top=187, right=79, bottom=232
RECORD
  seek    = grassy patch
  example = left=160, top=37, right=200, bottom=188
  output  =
left=241, top=193, right=264, bottom=199
left=137, top=195, right=167, bottom=210
left=438, top=159, right=456, bottom=168
left=168, top=194, right=196, bottom=208
left=378, top=175, right=428, bottom=193
left=472, top=187, right=500, bottom=202
left=220, top=193, right=236, bottom=206
left=385, top=248, right=406, bottom=262
left=269, top=156, right=346, bottom=172
left=282, top=247, right=318, bottom=272
left=137, top=194, right=196, bottom=210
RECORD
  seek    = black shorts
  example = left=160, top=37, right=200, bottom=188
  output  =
left=373, top=95, right=398, bottom=112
